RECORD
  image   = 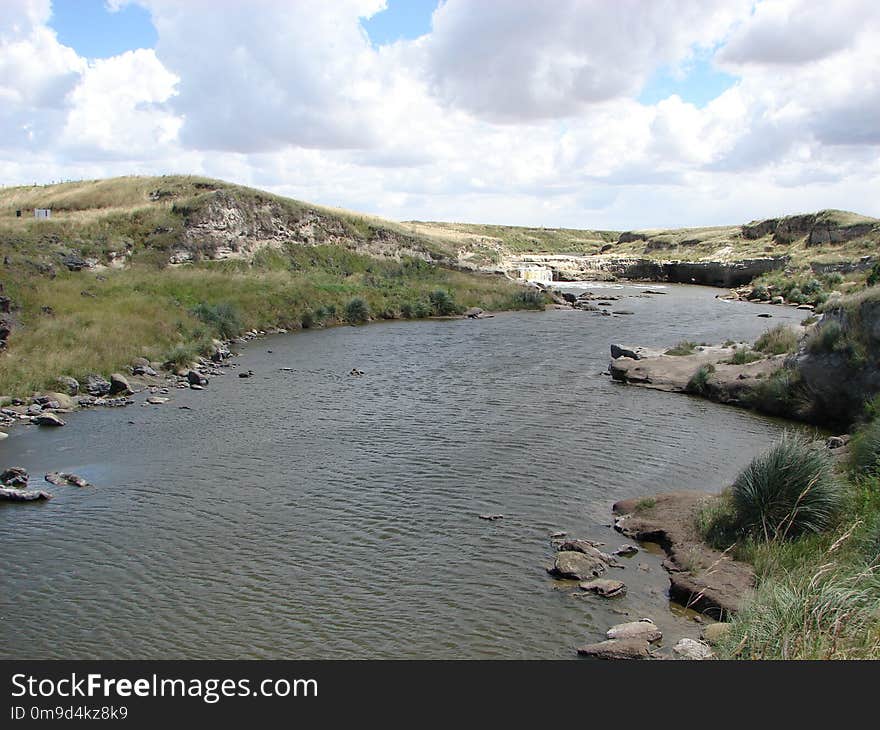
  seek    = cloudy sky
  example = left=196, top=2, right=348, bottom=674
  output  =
left=2, top=0, right=879, bottom=229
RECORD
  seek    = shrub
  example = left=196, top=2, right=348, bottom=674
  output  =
left=749, top=284, right=769, bottom=301
left=867, top=262, right=880, bottom=288
left=428, top=289, right=460, bottom=316
left=822, top=272, right=844, bottom=288
left=695, top=492, right=739, bottom=550
left=666, top=340, right=697, bottom=356
left=743, top=368, right=804, bottom=417
left=686, top=364, right=715, bottom=394
left=807, top=319, right=844, bottom=353
left=849, top=420, right=880, bottom=476
left=400, top=302, right=415, bottom=319
left=754, top=325, right=798, bottom=355
left=507, top=289, right=546, bottom=309
left=164, top=343, right=197, bottom=369
left=300, top=309, right=315, bottom=329
left=730, top=433, right=841, bottom=541
left=344, top=297, right=370, bottom=324
left=191, top=301, right=242, bottom=339
left=727, top=348, right=763, bottom=365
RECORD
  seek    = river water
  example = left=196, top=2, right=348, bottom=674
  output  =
left=0, top=284, right=806, bottom=659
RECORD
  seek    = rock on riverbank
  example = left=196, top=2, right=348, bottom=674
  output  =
left=613, top=492, right=755, bottom=618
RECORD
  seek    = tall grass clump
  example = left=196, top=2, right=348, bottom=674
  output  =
left=754, top=324, right=798, bottom=355
left=731, top=433, right=841, bottom=541
left=344, top=297, right=370, bottom=324
left=428, top=289, right=460, bottom=316
left=720, top=564, right=880, bottom=659
left=686, top=364, right=714, bottom=395
left=849, top=419, right=880, bottom=476
left=666, top=340, right=697, bottom=356
left=742, top=368, right=805, bottom=417
left=191, top=301, right=242, bottom=339
left=726, top=347, right=763, bottom=365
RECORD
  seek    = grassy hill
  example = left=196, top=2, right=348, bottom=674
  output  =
left=1, top=175, right=878, bottom=396
left=0, top=176, right=542, bottom=396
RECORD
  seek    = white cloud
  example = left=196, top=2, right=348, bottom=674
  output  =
left=1, top=0, right=879, bottom=230
left=421, top=0, right=753, bottom=122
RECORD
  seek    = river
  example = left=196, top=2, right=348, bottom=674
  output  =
left=0, top=284, right=806, bottom=658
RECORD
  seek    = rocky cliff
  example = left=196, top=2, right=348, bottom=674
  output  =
left=793, top=289, right=880, bottom=426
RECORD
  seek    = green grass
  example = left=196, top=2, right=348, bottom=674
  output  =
left=686, top=364, right=715, bottom=395
left=726, top=347, right=764, bottom=365
left=754, top=325, right=798, bottom=355
left=0, top=250, right=541, bottom=396
left=697, top=420, right=880, bottom=659
left=730, top=433, right=842, bottom=541
left=665, top=340, right=698, bottom=356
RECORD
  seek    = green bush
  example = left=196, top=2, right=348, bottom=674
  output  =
left=686, top=364, right=715, bottom=394
left=731, top=433, right=841, bottom=541
left=507, top=289, right=546, bottom=309
left=749, top=284, right=769, bottom=301
left=300, top=309, right=316, bottom=329
left=849, top=420, right=880, bottom=476
left=743, top=368, right=804, bottom=417
left=867, top=263, right=880, bottom=288
left=808, top=319, right=844, bottom=353
left=695, top=492, right=740, bottom=549
left=666, top=340, right=697, bottom=356
left=429, top=289, right=459, bottom=316
left=727, top=347, right=763, bottom=365
left=754, top=325, right=798, bottom=355
left=344, top=297, right=370, bottom=324
left=190, top=301, right=242, bottom=339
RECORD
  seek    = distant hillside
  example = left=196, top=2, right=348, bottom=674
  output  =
left=2, top=176, right=877, bottom=273
left=409, top=209, right=880, bottom=269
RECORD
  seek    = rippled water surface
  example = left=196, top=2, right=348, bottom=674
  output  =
left=0, top=284, right=805, bottom=658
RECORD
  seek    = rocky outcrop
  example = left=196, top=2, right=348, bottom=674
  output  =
left=792, top=291, right=880, bottom=427
left=505, top=254, right=786, bottom=287
left=742, top=210, right=879, bottom=246
left=176, top=189, right=443, bottom=266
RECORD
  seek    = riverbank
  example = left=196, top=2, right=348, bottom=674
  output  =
left=596, top=284, right=880, bottom=659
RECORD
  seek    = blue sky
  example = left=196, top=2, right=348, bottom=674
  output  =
left=361, top=0, right=438, bottom=45
left=49, top=0, right=157, bottom=58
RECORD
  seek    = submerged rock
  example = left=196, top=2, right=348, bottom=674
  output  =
left=0, top=486, right=51, bottom=502
left=45, top=472, right=91, bottom=488
left=549, top=550, right=607, bottom=580
left=34, top=412, right=65, bottom=427
left=579, top=579, right=627, bottom=598
left=1, top=466, right=29, bottom=488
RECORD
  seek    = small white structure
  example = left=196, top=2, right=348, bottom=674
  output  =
left=513, top=263, right=554, bottom=285
left=34, top=208, right=51, bottom=220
